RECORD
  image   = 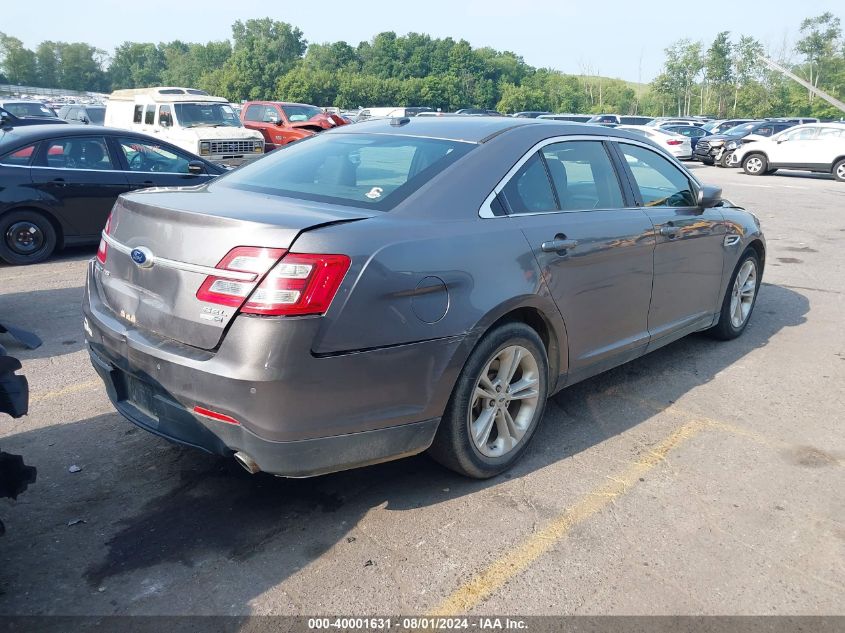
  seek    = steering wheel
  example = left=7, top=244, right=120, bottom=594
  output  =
left=128, top=151, right=147, bottom=171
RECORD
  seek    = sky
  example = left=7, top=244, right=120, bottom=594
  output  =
left=4, top=0, right=841, bottom=83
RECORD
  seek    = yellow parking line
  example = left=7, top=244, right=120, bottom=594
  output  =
left=30, top=380, right=100, bottom=403
left=430, top=420, right=706, bottom=616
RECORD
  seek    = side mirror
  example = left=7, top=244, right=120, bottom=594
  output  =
left=187, top=161, right=206, bottom=175
left=698, top=184, right=722, bottom=209
left=79, top=116, right=89, bottom=124
left=0, top=111, right=11, bottom=127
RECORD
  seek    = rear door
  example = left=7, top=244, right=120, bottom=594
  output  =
left=30, top=135, right=130, bottom=237
left=613, top=141, right=726, bottom=345
left=111, top=136, right=218, bottom=190
left=498, top=138, right=656, bottom=378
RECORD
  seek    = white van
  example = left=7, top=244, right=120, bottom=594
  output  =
left=105, top=87, right=264, bottom=166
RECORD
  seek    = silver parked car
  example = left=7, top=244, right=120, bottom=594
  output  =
left=83, top=118, right=765, bottom=479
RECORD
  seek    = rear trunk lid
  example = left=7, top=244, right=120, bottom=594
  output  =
left=98, top=185, right=372, bottom=350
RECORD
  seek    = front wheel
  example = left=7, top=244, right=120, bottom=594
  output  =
left=708, top=248, right=761, bottom=340
left=0, top=210, right=58, bottom=265
left=742, top=153, right=768, bottom=176
left=702, top=158, right=715, bottom=166
left=718, top=151, right=733, bottom=168
left=429, top=322, right=549, bottom=478
left=833, top=158, right=845, bottom=182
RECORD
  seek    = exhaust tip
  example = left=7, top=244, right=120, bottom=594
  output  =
left=233, top=451, right=260, bottom=475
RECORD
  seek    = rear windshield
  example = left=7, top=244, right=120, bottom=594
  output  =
left=219, top=133, right=474, bottom=210
left=3, top=102, right=57, bottom=118
left=87, top=108, right=105, bottom=125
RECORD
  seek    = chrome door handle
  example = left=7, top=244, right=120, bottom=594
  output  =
left=659, top=226, right=680, bottom=238
left=541, top=238, right=579, bottom=253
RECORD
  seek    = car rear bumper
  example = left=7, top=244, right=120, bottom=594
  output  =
left=82, top=260, right=460, bottom=476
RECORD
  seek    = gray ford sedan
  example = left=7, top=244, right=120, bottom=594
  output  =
left=83, top=117, right=764, bottom=479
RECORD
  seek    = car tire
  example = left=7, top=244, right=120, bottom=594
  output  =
left=708, top=248, right=762, bottom=341
left=429, top=322, right=549, bottom=479
left=718, top=151, right=733, bottom=168
left=833, top=158, right=845, bottom=182
left=742, top=153, right=768, bottom=176
left=0, top=210, right=58, bottom=265
left=702, top=158, right=715, bottom=166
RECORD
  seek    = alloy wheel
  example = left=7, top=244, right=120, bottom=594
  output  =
left=729, top=259, right=757, bottom=328
left=468, top=345, right=540, bottom=458
left=837, top=162, right=845, bottom=181
left=745, top=157, right=763, bottom=174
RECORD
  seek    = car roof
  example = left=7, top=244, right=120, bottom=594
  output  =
left=0, top=124, right=168, bottom=150
left=327, top=116, right=543, bottom=143
left=327, top=116, right=657, bottom=146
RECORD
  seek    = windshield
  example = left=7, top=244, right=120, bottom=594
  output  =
left=3, top=102, right=57, bottom=118
left=173, top=103, right=242, bottom=128
left=723, top=123, right=757, bottom=136
left=281, top=104, right=323, bottom=122
left=87, top=108, right=105, bottom=125
left=219, top=132, right=474, bottom=210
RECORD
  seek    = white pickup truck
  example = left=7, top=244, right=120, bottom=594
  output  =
left=105, top=87, right=264, bottom=167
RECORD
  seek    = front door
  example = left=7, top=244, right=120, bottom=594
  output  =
left=614, top=141, right=727, bottom=346
left=498, top=139, right=656, bottom=382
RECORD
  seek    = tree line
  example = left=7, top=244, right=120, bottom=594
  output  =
left=1, top=13, right=842, bottom=118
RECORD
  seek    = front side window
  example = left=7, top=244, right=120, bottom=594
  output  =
left=781, top=127, right=819, bottom=142
left=158, top=105, right=172, bottom=128
left=281, top=104, right=322, bottom=122
left=618, top=143, right=696, bottom=208
left=118, top=137, right=191, bottom=173
left=541, top=141, right=624, bottom=211
left=133, top=105, right=143, bottom=124
left=219, top=132, right=473, bottom=210
left=501, top=153, right=557, bottom=214
left=755, top=126, right=775, bottom=137
left=0, top=144, right=37, bottom=166
left=43, top=137, right=114, bottom=170
left=262, top=106, right=281, bottom=123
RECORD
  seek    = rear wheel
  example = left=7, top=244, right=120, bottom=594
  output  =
left=742, top=153, right=768, bottom=176
left=0, top=210, right=57, bottom=265
left=708, top=248, right=761, bottom=340
left=833, top=159, right=845, bottom=182
left=429, top=322, right=548, bottom=479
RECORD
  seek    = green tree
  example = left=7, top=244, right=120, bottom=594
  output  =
left=704, top=32, right=732, bottom=116
left=796, top=12, right=842, bottom=103
left=35, top=41, right=61, bottom=88
left=57, top=42, right=109, bottom=91
left=0, top=33, right=37, bottom=85
left=220, top=18, right=306, bottom=100
left=109, top=42, right=165, bottom=88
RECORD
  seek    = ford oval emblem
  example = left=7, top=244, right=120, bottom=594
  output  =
left=130, top=247, right=154, bottom=268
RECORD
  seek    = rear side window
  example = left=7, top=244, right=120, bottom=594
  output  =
left=244, top=105, right=264, bottom=122
left=220, top=133, right=474, bottom=210
left=133, top=105, right=143, bottom=124
left=144, top=105, right=155, bottom=125
left=44, top=137, right=114, bottom=170
left=819, top=127, right=844, bottom=138
left=501, top=153, right=557, bottom=214
left=618, top=143, right=696, bottom=208
left=542, top=141, right=624, bottom=211
left=0, top=144, right=37, bottom=166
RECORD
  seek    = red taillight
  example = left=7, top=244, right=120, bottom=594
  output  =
left=242, top=253, right=351, bottom=316
left=196, top=246, right=286, bottom=307
left=667, top=139, right=683, bottom=146
left=193, top=405, right=240, bottom=425
left=96, top=213, right=112, bottom=264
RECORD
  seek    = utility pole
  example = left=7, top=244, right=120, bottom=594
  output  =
left=758, top=55, right=845, bottom=114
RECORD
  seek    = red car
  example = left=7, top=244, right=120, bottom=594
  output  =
left=240, top=102, right=348, bottom=151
